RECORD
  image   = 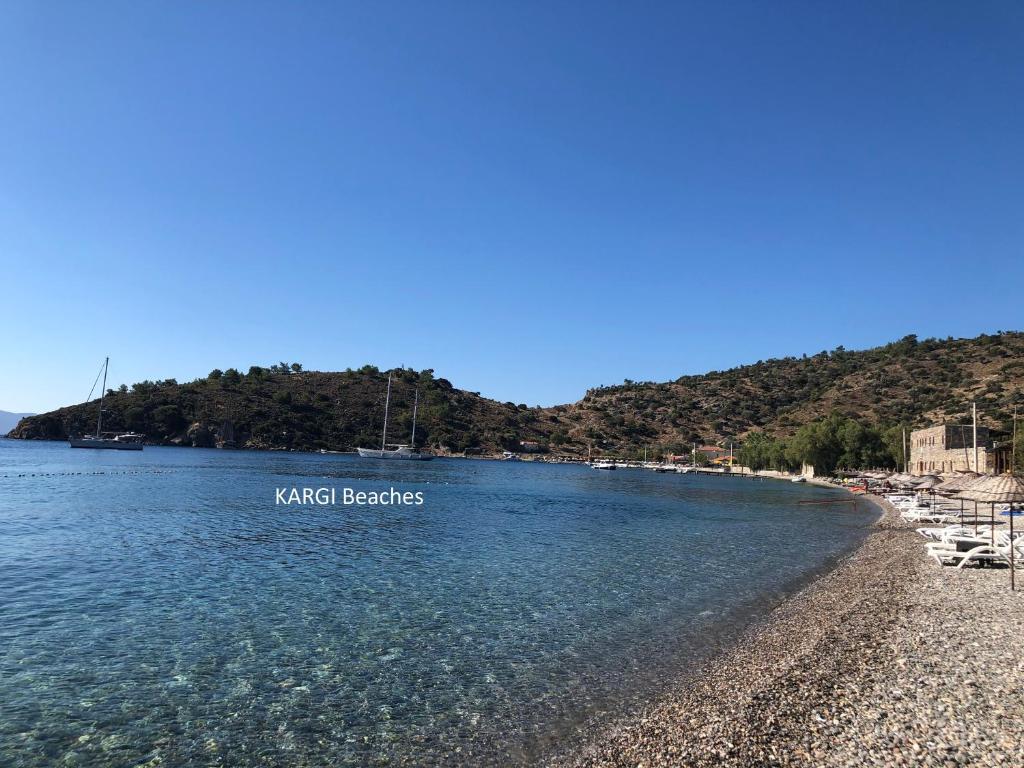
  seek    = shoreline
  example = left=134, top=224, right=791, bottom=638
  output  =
left=546, top=494, right=1024, bottom=767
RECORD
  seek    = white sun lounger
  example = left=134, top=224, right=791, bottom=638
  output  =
left=930, top=535, right=1024, bottom=570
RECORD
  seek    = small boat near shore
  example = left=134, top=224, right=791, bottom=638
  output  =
left=356, top=445, right=431, bottom=460
left=70, top=433, right=144, bottom=450
left=69, top=357, right=144, bottom=451
left=355, top=375, right=433, bottom=461
left=591, top=461, right=616, bottom=470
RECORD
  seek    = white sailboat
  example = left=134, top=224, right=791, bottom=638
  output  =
left=355, top=374, right=432, bottom=460
left=69, top=357, right=144, bottom=450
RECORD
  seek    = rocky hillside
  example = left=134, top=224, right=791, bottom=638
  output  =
left=9, top=332, right=1024, bottom=455
left=561, top=332, right=1024, bottom=455
left=8, top=366, right=556, bottom=454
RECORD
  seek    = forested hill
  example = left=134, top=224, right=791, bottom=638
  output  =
left=7, top=366, right=553, bottom=454
left=8, top=332, right=1024, bottom=455
left=563, top=331, right=1024, bottom=455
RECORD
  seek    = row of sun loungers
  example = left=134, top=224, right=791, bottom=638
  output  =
left=884, top=492, right=1024, bottom=571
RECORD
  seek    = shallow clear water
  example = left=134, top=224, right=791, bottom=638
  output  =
left=0, top=441, right=876, bottom=766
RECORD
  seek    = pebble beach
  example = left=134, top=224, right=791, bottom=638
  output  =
left=551, top=494, right=1024, bottom=767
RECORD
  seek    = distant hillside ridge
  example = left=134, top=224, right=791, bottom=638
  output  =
left=1, top=410, right=35, bottom=436
left=7, top=366, right=552, bottom=454
left=561, top=331, right=1024, bottom=456
left=8, top=332, right=1024, bottom=455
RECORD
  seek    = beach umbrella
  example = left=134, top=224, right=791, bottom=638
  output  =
left=936, top=472, right=981, bottom=524
left=889, top=472, right=913, bottom=488
left=959, top=474, right=1024, bottom=591
left=1000, top=508, right=1024, bottom=592
left=937, top=472, right=979, bottom=492
left=955, top=474, right=994, bottom=535
left=913, top=475, right=944, bottom=507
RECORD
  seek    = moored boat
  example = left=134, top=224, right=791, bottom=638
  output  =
left=70, top=433, right=144, bottom=451
left=355, top=375, right=433, bottom=461
left=69, top=358, right=145, bottom=451
left=356, top=445, right=431, bottom=460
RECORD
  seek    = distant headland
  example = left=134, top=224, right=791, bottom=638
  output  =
left=8, top=332, right=1024, bottom=468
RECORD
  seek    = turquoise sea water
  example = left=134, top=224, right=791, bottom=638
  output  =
left=0, top=441, right=876, bottom=766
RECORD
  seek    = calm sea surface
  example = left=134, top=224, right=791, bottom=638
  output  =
left=0, top=440, right=876, bottom=766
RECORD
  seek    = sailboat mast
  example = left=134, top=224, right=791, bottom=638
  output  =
left=381, top=374, right=392, bottom=451
left=96, top=357, right=109, bottom=437
left=411, top=389, right=419, bottom=447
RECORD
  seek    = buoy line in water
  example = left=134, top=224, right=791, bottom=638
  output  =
left=1, top=469, right=182, bottom=479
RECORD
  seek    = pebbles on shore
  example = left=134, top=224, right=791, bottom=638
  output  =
left=549, top=495, right=1024, bottom=767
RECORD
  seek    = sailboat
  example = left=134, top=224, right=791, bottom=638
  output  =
left=355, top=374, right=432, bottom=460
left=69, top=357, right=144, bottom=450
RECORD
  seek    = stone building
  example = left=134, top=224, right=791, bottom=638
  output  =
left=909, top=424, right=992, bottom=474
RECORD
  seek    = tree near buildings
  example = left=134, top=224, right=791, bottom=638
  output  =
left=737, top=431, right=791, bottom=472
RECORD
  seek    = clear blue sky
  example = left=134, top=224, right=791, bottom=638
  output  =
left=2, top=1, right=1022, bottom=414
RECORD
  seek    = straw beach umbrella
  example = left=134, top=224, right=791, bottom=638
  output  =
left=937, top=472, right=981, bottom=526
left=959, top=475, right=1024, bottom=591
left=890, top=472, right=915, bottom=488
left=914, top=475, right=944, bottom=508
left=937, top=471, right=979, bottom=492
left=956, top=474, right=995, bottom=534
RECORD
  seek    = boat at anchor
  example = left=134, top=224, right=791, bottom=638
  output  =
left=69, top=357, right=144, bottom=450
left=355, top=374, right=432, bottom=461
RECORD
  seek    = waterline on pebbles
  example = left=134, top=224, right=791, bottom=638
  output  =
left=549, top=495, right=1024, bottom=767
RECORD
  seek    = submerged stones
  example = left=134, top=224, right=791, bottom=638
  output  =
left=551, top=496, right=1024, bottom=767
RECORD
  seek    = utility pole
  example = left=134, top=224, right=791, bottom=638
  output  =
left=1013, top=405, right=1018, bottom=474
left=973, top=401, right=979, bottom=473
